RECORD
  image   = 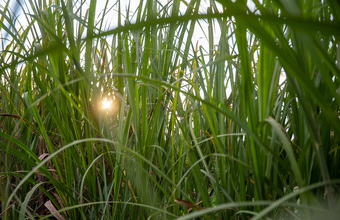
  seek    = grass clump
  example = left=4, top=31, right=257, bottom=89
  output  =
left=1, top=0, right=340, bottom=219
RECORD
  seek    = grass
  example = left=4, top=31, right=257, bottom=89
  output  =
left=1, top=0, right=340, bottom=219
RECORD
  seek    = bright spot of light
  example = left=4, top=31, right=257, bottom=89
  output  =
left=102, top=98, right=112, bottom=110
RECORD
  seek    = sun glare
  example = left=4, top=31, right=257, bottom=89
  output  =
left=102, top=98, right=112, bottom=110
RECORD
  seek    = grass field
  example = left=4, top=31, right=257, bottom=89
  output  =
left=1, top=0, right=340, bottom=219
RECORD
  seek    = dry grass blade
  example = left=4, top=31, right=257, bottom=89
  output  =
left=44, top=201, right=65, bottom=220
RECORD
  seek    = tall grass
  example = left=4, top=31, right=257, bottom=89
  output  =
left=1, top=0, right=340, bottom=219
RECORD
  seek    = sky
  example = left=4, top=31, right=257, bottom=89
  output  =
left=1, top=0, right=224, bottom=51
left=1, top=0, right=268, bottom=102
left=0, top=0, right=262, bottom=57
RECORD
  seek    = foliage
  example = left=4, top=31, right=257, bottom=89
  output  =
left=1, top=0, right=340, bottom=219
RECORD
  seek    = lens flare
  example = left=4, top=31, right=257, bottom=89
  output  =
left=102, top=98, right=112, bottom=110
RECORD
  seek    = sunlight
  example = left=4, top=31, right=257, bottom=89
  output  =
left=102, top=98, right=112, bottom=110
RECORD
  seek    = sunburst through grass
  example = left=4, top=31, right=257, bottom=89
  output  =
left=102, top=98, right=112, bottom=110
left=1, top=0, right=340, bottom=219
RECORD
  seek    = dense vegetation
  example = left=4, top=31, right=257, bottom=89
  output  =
left=1, top=0, right=340, bottom=219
